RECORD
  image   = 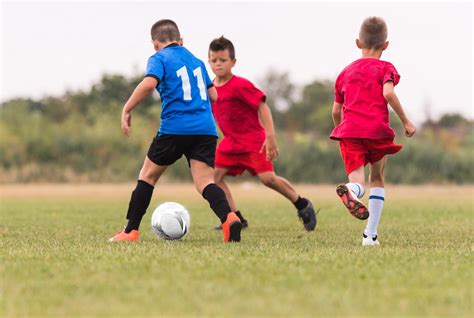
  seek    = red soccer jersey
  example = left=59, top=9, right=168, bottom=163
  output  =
left=330, top=58, right=400, bottom=140
left=212, top=75, right=266, bottom=154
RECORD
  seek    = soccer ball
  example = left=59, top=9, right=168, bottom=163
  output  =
left=151, top=202, right=190, bottom=240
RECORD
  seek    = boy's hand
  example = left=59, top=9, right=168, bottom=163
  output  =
left=260, top=135, right=279, bottom=161
left=121, top=111, right=132, bottom=136
left=404, top=120, right=416, bottom=137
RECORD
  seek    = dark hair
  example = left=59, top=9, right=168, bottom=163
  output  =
left=359, top=17, right=388, bottom=50
left=209, top=36, right=235, bottom=60
left=151, top=19, right=181, bottom=42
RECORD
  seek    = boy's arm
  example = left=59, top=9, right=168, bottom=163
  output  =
left=208, top=86, right=218, bottom=103
left=332, top=102, right=343, bottom=126
left=383, top=82, right=416, bottom=137
left=121, top=77, right=158, bottom=136
left=258, top=101, right=279, bottom=161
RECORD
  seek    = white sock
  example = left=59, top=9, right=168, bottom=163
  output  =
left=346, top=183, right=365, bottom=198
left=364, top=187, right=385, bottom=237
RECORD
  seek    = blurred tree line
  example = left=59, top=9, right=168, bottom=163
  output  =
left=0, top=71, right=472, bottom=183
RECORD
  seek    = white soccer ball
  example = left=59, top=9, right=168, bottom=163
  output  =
left=151, top=202, right=190, bottom=240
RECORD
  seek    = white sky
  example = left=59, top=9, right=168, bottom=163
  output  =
left=1, top=0, right=473, bottom=124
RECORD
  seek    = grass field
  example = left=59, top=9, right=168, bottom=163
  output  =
left=1, top=183, right=473, bottom=317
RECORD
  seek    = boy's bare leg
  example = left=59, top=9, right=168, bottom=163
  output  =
left=363, top=157, right=386, bottom=245
left=258, top=171, right=317, bottom=231
left=214, top=167, right=238, bottom=212
left=348, top=165, right=365, bottom=188
left=369, top=157, right=386, bottom=188
left=190, top=160, right=242, bottom=242
left=257, top=171, right=299, bottom=202
left=190, top=159, right=216, bottom=194
left=138, top=156, right=168, bottom=186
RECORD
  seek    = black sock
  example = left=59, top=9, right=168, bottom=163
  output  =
left=235, top=210, right=246, bottom=223
left=293, top=196, right=308, bottom=210
left=202, top=183, right=231, bottom=223
left=124, top=180, right=154, bottom=233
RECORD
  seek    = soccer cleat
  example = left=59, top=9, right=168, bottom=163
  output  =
left=362, top=233, right=380, bottom=246
left=214, top=219, right=248, bottom=231
left=297, top=199, right=318, bottom=231
left=221, top=212, right=242, bottom=243
left=336, top=184, right=369, bottom=220
left=109, top=230, right=139, bottom=242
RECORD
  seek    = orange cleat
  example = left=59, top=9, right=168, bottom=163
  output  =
left=109, top=230, right=139, bottom=242
left=336, top=184, right=369, bottom=220
left=221, top=212, right=242, bottom=243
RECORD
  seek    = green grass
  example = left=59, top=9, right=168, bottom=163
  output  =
left=1, top=185, right=472, bottom=317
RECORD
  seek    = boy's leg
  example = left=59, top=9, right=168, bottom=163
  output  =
left=336, top=139, right=369, bottom=220
left=214, top=167, right=248, bottom=229
left=215, top=167, right=238, bottom=212
left=257, top=171, right=299, bottom=202
left=110, top=157, right=167, bottom=241
left=363, top=157, right=386, bottom=246
left=190, top=159, right=242, bottom=242
left=336, top=165, right=369, bottom=220
left=257, top=171, right=317, bottom=231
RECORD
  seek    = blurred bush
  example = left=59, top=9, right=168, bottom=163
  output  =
left=0, top=72, right=472, bottom=183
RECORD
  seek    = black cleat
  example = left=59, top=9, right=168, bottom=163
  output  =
left=297, top=199, right=318, bottom=231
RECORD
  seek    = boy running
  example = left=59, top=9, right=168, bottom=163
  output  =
left=330, top=17, right=416, bottom=246
left=109, top=20, right=242, bottom=243
left=208, top=36, right=317, bottom=232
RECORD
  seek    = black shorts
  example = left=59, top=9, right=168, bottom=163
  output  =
left=147, top=134, right=218, bottom=167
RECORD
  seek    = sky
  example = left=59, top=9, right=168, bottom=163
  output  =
left=1, top=0, right=472, bottom=124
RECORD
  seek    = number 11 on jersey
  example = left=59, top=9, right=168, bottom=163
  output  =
left=176, top=66, right=207, bottom=101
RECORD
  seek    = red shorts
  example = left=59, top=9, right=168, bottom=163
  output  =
left=215, top=149, right=274, bottom=176
left=339, top=138, right=402, bottom=175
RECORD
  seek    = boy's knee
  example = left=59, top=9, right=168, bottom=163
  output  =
left=261, top=175, right=277, bottom=188
left=139, top=169, right=160, bottom=185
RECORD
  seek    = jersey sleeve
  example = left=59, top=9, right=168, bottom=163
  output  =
left=383, top=63, right=401, bottom=86
left=236, top=78, right=266, bottom=109
left=145, top=55, right=164, bottom=82
left=202, top=64, right=214, bottom=88
left=334, top=72, right=344, bottom=103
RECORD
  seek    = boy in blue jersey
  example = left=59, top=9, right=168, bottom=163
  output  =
left=109, top=19, right=242, bottom=243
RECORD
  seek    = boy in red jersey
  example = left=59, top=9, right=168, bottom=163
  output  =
left=330, top=17, right=416, bottom=246
left=208, top=36, right=317, bottom=232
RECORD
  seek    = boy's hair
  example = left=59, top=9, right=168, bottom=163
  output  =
left=209, top=36, right=235, bottom=60
left=359, top=17, right=388, bottom=50
left=151, top=19, right=181, bottom=42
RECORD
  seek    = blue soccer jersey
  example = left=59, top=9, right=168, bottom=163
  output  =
left=145, top=44, right=217, bottom=136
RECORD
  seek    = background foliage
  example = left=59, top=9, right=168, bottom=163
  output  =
left=1, top=72, right=472, bottom=183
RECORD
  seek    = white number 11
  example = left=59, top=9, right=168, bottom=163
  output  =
left=176, top=66, right=207, bottom=101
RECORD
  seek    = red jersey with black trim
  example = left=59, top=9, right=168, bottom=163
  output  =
left=212, top=75, right=266, bottom=154
left=330, top=58, right=400, bottom=140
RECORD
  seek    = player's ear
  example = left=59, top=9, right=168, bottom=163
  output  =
left=232, top=59, right=237, bottom=67
left=356, top=39, right=362, bottom=49
left=382, top=41, right=389, bottom=50
left=152, top=40, right=160, bottom=51
left=179, top=37, right=184, bottom=46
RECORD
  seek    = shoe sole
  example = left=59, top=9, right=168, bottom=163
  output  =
left=228, top=221, right=242, bottom=242
left=336, top=184, right=369, bottom=220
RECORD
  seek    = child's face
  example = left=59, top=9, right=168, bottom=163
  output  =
left=208, top=49, right=235, bottom=78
